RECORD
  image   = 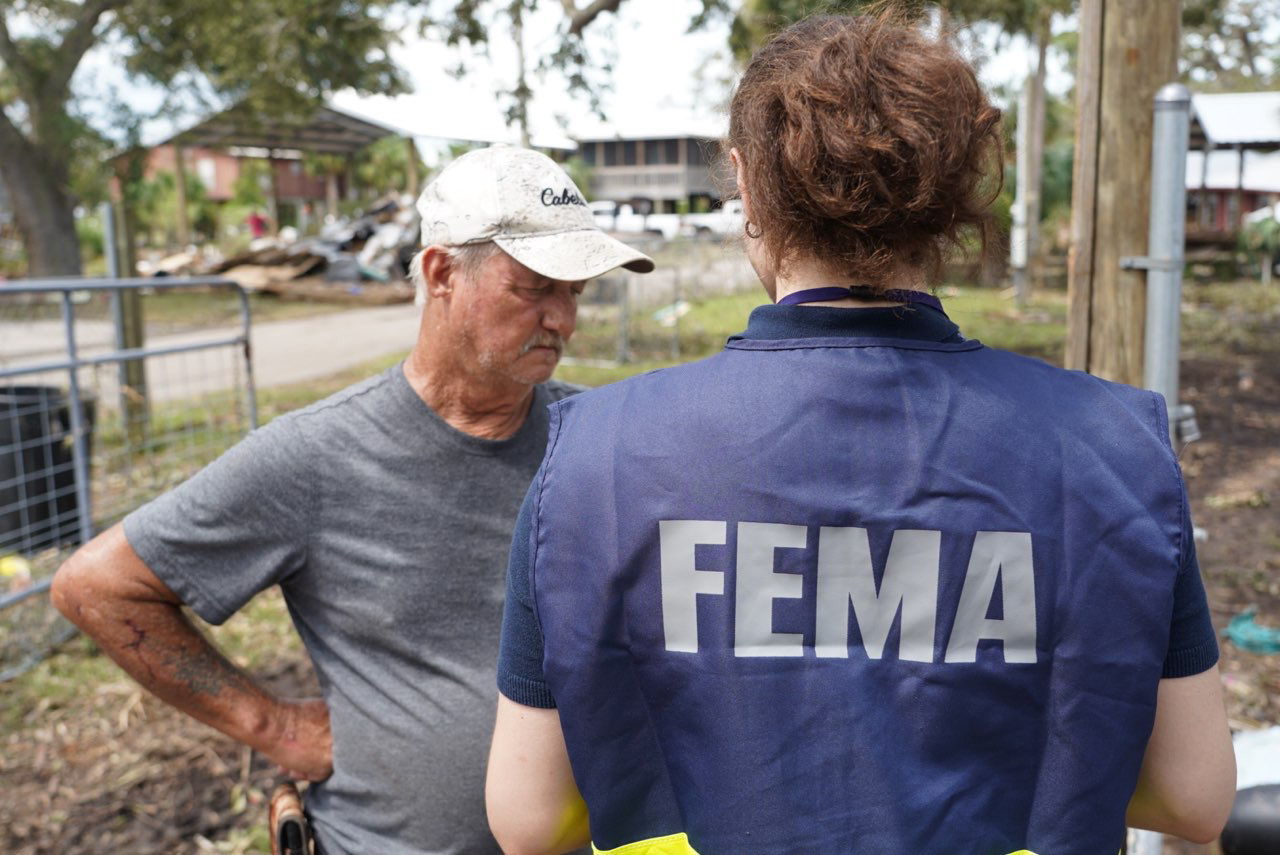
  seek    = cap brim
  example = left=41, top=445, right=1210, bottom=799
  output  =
left=495, top=229, right=655, bottom=281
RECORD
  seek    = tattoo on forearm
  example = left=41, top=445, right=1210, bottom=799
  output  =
left=161, top=644, right=255, bottom=697
left=119, top=617, right=253, bottom=698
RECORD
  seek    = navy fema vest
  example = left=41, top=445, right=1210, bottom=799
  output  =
left=530, top=325, right=1185, bottom=854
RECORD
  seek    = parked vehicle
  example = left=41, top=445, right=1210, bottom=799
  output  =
left=589, top=200, right=681, bottom=240
left=589, top=199, right=744, bottom=241
left=684, top=199, right=744, bottom=238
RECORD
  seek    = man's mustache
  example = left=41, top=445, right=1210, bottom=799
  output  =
left=519, top=334, right=564, bottom=356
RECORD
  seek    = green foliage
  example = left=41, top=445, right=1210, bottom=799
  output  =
left=557, top=283, right=1071, bottom=388
left=560, top=156, right=594, bottom=201
left=1181, top=0, right=1280, bottom=90
left=75, top=210, right=106, bottom=261
left=114, top=0, right=408, bottom=113
left=65, top=114, right=114, bottom=209
left=1239, top=213, right=1280, bottom=255
left=354, top=135, right=426, bottom=196
left=712, top=0, right=1076, bottom=60
left=1039, top=139, right=1073, bottom=221
left=723, top=0, right=877, bottom=60
left=302, top=152, right=346, bottom=182
left=232, top=158, right=270, bottom=208
left=135, top=169, right=219, bottom=247
left=0, top=0, right=412, bottom=275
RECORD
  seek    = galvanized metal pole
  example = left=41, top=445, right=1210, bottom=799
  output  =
left=104, top=201, right=134, bottom=441
left=60, top=292, right=94, bottom=546
left=234, top=285, right=260, bottom=429
left=1141, top=83, right=1192, bottom=444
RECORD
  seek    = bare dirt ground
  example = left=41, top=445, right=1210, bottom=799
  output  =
left=1, top=284, right=1277, bottom=854
left=2, top=649, right=318, bottom=854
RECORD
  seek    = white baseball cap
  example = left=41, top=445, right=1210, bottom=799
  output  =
left=416, top=146, right=655, bottom=281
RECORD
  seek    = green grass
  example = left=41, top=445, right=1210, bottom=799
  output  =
left=560, top=284, right=1071, bottom=385
left=1182, top=280, right=1280, bottom=360
left=17, top=276, right=1267, bottom=725
left=6, top=276, right=1273, bottom=848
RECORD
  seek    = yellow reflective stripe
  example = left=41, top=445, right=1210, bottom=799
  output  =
left=592, top=832, right=700, bottom=855
left=591, top=841, right=1112, bottom=854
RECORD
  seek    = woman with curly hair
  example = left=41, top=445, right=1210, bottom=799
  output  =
left=486, top=13, right=1234, bottom=855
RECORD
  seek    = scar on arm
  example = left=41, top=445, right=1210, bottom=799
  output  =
left=123, top=619, right=146, bottom=652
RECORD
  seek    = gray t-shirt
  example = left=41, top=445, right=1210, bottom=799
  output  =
left=123, top=364, right=578, bottom=855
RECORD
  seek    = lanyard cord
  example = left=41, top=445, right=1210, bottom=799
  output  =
left=776, top=285, right=945, bottom=315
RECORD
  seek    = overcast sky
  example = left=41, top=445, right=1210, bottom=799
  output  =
left=67, top=0, right=1063, bottom=160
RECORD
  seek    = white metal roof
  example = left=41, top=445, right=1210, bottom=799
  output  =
left=330, top=91, right=578, bottom=151
left=1186, top=149, right=1280, bottom=193
left=571, top=114, right=728, bottom=143
left=1191, top=91, right=1280, bottom=147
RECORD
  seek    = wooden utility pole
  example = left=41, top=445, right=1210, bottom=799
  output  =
left=1065, top=0, right=1180, bottom=385
left=266, top=154, right=280, bottom=235
left=108, top=155, right=149, bottom=448
left=405, top=137, right=420, bottom=195
left=172, top=141, right=191, bottom=248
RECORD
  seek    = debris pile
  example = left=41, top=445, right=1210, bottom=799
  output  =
left=139, top=194, right=420, bottom=305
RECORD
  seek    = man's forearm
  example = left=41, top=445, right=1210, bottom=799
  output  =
left=64, top=588, right=282, bottom=751
left=52, top=525, right=331, bottom=780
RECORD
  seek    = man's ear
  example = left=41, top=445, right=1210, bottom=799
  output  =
left=729, top=148, right=756, bottom=226
left=420, top=247, right=455, bottom=299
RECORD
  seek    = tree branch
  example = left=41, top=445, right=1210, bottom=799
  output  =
left=42, top=0, right=129, bottom=102
left=0, top=12, right=33, bottom=90
left=565, top=0, right=626, bottom=37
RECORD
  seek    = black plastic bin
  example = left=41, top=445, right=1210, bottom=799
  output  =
left=1222, top=784, right=1280, bottom=855
left=0, top=386, right=96, bottom=555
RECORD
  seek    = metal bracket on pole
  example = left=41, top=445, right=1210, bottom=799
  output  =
left=1172, top=403, right=1200, bottom=446
left=1119, top=256, right=1183, bottom=273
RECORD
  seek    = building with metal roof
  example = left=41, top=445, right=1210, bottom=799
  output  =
left=571, top=118, right=730, bottom=213
left=1191, top=91, right=1280, bottom=149
left=1187, top=91, right=1280, bottom=240
left=137, top=101, right=409, bottom=243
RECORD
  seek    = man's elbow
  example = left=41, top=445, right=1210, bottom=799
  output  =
left=51, top=527, right=133, bottom=630
left=50, top=550, right=91, bottom=626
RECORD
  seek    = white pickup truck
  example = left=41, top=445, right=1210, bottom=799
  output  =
left=589, top=199, right=744, bottom=241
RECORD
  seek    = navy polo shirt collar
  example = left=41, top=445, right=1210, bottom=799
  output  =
left=730, top=303, right=965, bottom=344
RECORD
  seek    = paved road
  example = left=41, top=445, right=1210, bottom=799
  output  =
left=243, top=304, right=421, bottom=387
left=1, top=304, right=423, bottom=406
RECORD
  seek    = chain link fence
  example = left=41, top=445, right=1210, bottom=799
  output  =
left=0, top=277, right=257, bottom=680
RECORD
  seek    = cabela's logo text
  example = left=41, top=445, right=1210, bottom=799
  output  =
left=541, top=187, right=586, bottom=207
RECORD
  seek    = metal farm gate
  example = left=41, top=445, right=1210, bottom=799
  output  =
left=0, top=277, right=257, bottom=679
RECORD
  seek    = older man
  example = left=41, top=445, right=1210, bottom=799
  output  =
left=52, top=146, right=652, bottom=855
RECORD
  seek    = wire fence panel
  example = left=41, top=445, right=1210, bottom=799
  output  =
left=0, top=277, right=256, bottom=680
left=572, top=235, right=759, bottom=366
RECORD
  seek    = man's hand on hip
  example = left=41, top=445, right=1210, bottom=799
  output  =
left=269, top=697, right=333, bottom=782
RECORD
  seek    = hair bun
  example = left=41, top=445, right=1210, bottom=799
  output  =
left=728, top=14, right=1003, bottom=284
